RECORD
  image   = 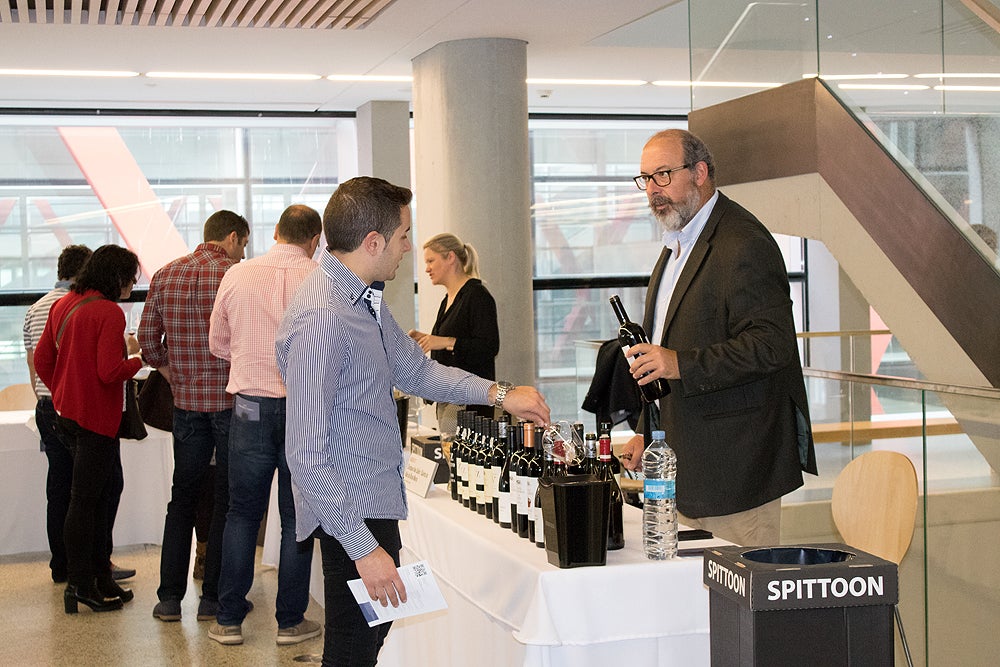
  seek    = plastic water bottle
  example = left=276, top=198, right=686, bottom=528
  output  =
left=642, top=430, right=677, bottom=559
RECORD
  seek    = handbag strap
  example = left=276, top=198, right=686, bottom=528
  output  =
left=55, top=295, right=103, bottom=348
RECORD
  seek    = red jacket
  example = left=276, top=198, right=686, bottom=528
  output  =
left=34, top=290, right=143, bottom=439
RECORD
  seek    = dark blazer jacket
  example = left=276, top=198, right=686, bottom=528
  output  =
left=642, top=192, right=817, bottom=518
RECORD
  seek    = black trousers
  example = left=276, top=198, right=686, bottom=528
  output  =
left=316, top=520, right=401, bottom=667
left=56, top=416, right=122, bottom=587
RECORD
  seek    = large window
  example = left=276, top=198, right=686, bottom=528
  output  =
left=528, top=118, right=808, bottom=423
left=0, top=113, right=808, bottom=413
left=0, top=115, right=354, bottom=388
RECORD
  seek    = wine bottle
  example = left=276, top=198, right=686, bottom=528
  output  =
left=449, top=410, right=463, bottom=501
left=495, top=417, right=511, bottom=527
left=534, top=438, right=554, bottom=549
left=516, top=422, right=535, bottom=539
left=597, top=434, right=625, bottom=550
left=609, top=295, right=669, bottom=402
left=508, top=421, right=524, bottom=534
left=476, top=416, right=490, bottom=517
left=579, top=432, right=598, bottom=475
left=599, top=420, right=622, bottom=475
left=525, top=425, right=543, bottom=544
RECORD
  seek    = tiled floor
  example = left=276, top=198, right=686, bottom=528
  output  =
left=0, top=544, right=325, bottom=666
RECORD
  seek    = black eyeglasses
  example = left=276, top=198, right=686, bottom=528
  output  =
left=633, top=164, right=692, bottom=190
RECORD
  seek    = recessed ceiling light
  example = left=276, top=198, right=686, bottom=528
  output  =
left=914, top=72, right=1000, bottom=79
left=146, top=72, right=321, bottom=81
left=807, top=73, right=909, bottom=80
left=934, top=85, right=1000, bottom=92
left=837, top=83, right=930, bottom=91
left=327, top=74, right=414, bottom=82
left=0, top=68, right=139, bottom=77
left=526, top=78, right=647, bottom=86
left=651, top=80, right=781, bottom=88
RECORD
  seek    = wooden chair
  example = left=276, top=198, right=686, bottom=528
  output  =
left=832, top=450, right=918, bottom=667
left=0, top=383, right=37, bottom=411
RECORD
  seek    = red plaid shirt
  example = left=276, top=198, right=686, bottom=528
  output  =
left=139, top=243, right=236, bottom=412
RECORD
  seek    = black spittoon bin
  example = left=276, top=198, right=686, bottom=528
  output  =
left=703, top=544, right=898, bottom=667
left=537, top=474, right=610, bottom=568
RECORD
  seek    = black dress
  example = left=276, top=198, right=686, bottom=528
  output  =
left=430, top=278, right=499, bottom=415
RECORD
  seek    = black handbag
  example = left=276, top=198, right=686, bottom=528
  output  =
left=137, top=369, right=174, bottom=432
left=119, top=378, right=148, bottom=441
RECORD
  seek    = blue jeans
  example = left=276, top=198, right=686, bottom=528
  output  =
left=217, top=395, right=313, bottom=627
left=157, top=408, right=231, bottom=602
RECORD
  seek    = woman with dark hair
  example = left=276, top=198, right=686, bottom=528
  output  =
left=34, top=244, right=144, bottom=614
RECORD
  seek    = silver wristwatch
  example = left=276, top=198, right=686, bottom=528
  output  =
left=494, top=380, right=514, bottom=410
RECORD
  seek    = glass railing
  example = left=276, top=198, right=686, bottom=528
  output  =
left=794, top=329, right=999, bottom=666
left=687, top=0, right=1000, bottom=274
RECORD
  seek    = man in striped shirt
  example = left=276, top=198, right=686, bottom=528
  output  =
left=207, top=205, right=323, bottom=646
left=23, top=244, right=92, bottom=584
left=277, top=177, right=551, bottom=666
left=139, top=211, right=250, bottom=623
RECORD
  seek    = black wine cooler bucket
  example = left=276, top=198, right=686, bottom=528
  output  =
left=538, top=474, right=611, bottom=568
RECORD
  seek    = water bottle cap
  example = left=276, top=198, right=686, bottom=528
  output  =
left=651, top=430, right=665, bottom=440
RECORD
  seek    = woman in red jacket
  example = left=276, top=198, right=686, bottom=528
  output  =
left=34, top=244, right=143, bottom=614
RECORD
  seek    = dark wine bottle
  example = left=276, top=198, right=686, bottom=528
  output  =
left=609, top=295, right=669, bottom=402
left=449, top=410, right=463, bottom=501
left=508, top=421, right=524, bottom=534
left=516, top=422, right=535, bottom=539
left=488, top=418, right=504, bottom=523
left=597, top=434, right=625, bottom=550
left=525, top=425, right=543, bottom=544
left=476, top=416, right=489, bottom=517
left=493, top=415, right=510, bottom=528
left=598, top=420, right=622, bottom=475
left=534, top=439, right=554, bottom=548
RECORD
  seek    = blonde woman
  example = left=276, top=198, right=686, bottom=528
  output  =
left=409, top=233, right=499, bottom=426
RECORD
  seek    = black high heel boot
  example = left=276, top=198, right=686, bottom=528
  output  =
left=64, top=582, right=124, bottom=614
left=97, top=576, right=134, bottom=603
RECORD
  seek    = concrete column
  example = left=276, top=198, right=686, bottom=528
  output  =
left=356, top=100, right=415, bottom=331
left=411, top=38, right=535, bottom=385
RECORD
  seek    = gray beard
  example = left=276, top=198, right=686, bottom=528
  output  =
left=650, top=189, right=700, bottom=232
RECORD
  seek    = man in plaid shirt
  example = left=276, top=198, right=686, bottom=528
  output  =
left=139, top=210, right=250, bottom=622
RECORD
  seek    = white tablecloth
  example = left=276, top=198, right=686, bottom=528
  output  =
left=0, top=410, right=173, bottom=555
left=370, top=484, right=714, bottom=667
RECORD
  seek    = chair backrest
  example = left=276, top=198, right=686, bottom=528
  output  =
left=831, top=450, right=919, bottom=565
left=0, top=383, right=37, bottom=411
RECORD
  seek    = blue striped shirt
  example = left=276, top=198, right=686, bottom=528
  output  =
left=276, top=251, right=493, bottom=559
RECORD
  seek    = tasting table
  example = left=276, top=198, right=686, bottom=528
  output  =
left=364, top=483, right=722, bottom=667
left=0, top=409, right=174, bottom=555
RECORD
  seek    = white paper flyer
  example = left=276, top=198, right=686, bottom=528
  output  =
left=347, top=560, right=447, bottom=627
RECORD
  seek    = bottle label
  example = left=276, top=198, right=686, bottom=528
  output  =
left=484, top=466, right=496, bottom=500
left=644, top=478, right=675, bottom=500
left=498, top=491, right=512, bottom=523
left=524, top=477, right=539, bottom=518
left=535, top=510, right=545, bottom=545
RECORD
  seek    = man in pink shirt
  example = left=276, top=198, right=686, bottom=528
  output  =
left=207, top=205, right=323, bottom=646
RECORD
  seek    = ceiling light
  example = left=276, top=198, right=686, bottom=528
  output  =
left=934, top=85, right=1000, bottom=92
left=807, top=73, right=909, bottom=80
left=0, top=68, right=139, bottom=77
left=526, top=78, right=647, bottom=86
left=914, top=72, right=1000, bottom=79
left=837, top=84, right=929, bottom=91
left=326, top=75, right=413, bottom=82
left=146, top=72, right=321, bottom=81
left=651, top=80, right=781, bottom=88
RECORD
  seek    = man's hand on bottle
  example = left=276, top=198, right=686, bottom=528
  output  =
left=627, top=343, right=680, bottom=383
left=501, top=386, right=551, bottom=427
left=621, top=433, right=644, bottom=472
left=356, top=546, right=407, bottom=608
